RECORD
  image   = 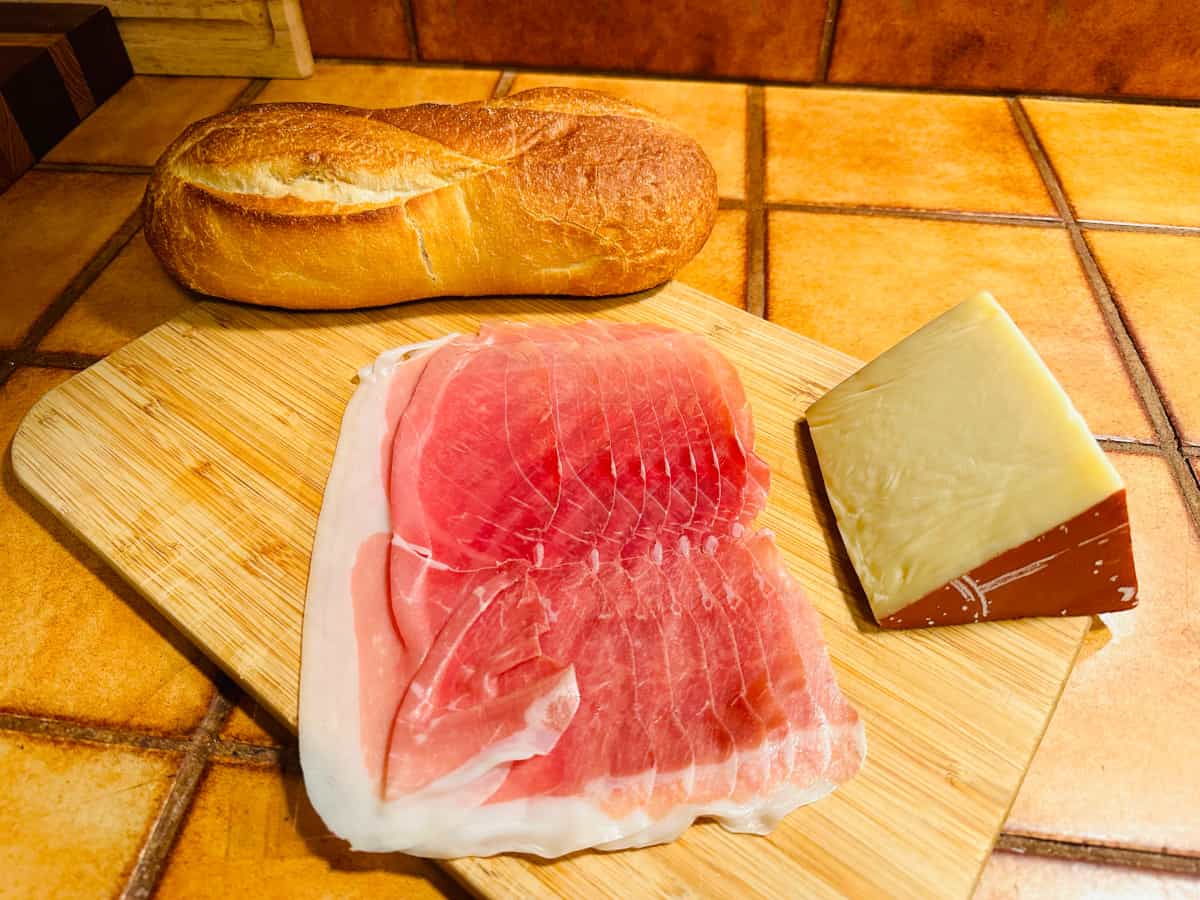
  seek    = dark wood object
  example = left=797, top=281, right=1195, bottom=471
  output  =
left=0, top=3, right=132, bottom=190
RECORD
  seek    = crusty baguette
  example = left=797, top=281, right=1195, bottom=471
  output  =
left=142, top=87, right=718, bottom=310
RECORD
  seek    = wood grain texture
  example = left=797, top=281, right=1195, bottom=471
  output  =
left=11, top=283, right=1086, bottom=899
left=0, top=92, right=33, bottom=189
left=43, top=32, right=95, bottom=117
left=0, top=44, right=79, bottom=157
left=10, top=0, right=313, bottom=77
left=0, top=4, right=132, bottom=107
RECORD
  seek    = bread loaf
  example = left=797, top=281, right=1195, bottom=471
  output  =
left=143, top=88, right=718, bottom=310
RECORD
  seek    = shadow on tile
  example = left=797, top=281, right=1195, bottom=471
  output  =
left=269, top=760, right=470, bottom=894
left=220, top=687, right=292, bottom=747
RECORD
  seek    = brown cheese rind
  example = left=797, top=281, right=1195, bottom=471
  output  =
left=880, top=491, right=1138, bottom=629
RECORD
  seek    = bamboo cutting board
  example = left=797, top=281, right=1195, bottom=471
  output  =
left=12, top=283, right=1086, bottom=899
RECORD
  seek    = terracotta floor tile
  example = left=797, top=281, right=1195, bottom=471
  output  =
left=765, top=88, right=1053, bottom=214
left=1006, top=453, right=1200, bottom=854
left=0, top=171, right=145, bottom=350
left=976, top=850, right=1200, bottom=899
left=157, top=761, right=468, bottom=898
left=1086, top=230, right=1200, bottom=447
left=44, top=76, right=249, bottom=168
left=39, top=232, right=193, bottom=357
left=220, top=695, right=288, bottom=747
left=1, top=368, right=216, bottom=733
left=1025, top=99, right=1200, bottom=227
left=767, top=212, right=1151, bottom=440
left=674, top=208, right=746, bottom=307
left=512, top=72, right=746, bottom=200
left=255, top=62, right=500, bottom=107
left=0, top=731, right=177, bottom=899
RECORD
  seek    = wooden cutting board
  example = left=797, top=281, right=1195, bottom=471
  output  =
left=12, top=282, right=1086, bottom=899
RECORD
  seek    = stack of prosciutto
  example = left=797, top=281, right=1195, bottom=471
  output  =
left=300, top=321, right=865, bottom=858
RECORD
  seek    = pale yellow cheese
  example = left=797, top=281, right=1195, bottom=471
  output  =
left=806, top=293, right=1122, bottom=621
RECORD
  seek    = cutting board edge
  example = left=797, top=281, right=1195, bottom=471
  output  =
left=10, top=361, right=304, bottom=726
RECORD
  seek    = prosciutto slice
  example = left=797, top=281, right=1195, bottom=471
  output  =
left=300, top=322, right=864, bottom=858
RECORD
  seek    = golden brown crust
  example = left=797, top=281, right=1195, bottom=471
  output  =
left=142, top=88, right=718, bottom=310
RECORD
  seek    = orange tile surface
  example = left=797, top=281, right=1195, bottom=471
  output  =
left=156, top=762, right=466, bottom=898
left=675, top=208, right=746, bottom=307
left=1006, top=453, right=1200, bottom=854
left=0, top=172, right=144, bottom=349
left=0, top=731, right=177, bottom=899
left=512, top=72, right=747, bottom=200
left=39, top=232, right=193, bottom=356
left=767, top=212, right=1152, bottom=440
left=411, top=0, right=826, bottom=82
left=219, top=696, right=288, bottom=747
left=765, top=89, right=1053, bottom=214
left=1, top=369, right=216, bottom=733
left=255, top=62, right=500, bottom=107
left=830, top=1, right=1200, bottom=100
left=44, top=76, right=249, bottom=167
left=1025, top=100, right=1200, bottom=227
left=1086, top=229, right=1200, bottom=446
left=976, top=850, right=1200, bottom=899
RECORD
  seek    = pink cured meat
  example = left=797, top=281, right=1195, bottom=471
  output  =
left=299, top=321, right=865, bottom=858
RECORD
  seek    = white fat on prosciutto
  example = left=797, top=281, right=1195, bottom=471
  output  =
left=299, top=322, right=865, bottom=858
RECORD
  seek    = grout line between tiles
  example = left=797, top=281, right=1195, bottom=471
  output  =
left=804, top=81, right=1200, bottom=109
left=208, top=739, right=286, bottom=765
left=315, top=56, right=506, bottom=71
left=17, top=209, right=142, bottom=354
left=1009, top=97, right=1200, bottom=531
left=9, top=349, right=104, bottom=370
left=996, top=833, right=1200, bottom=875
left=718, top=197, right=746, bottom=210
left=1017, top=90, right=1200, bottom=110
left=35, top=161, right=154, bottom=176
left=1096, top=438, right=1163, bottom=454
left=229, top=78, right=270, bottom=109
left=745, top=86, right=766, bottom=318
left=815, top=0, right=842, bottom=82
left=1083, top=229, right=1200, bottom=527
left=18, top=68, right=266, bottom=375
left=492, top=70, right=516, bottom=99
left=767, top=201, right=1064, bottom=227
left=120, top=693, right=233, bottom=900
left=402, top=0, right=421, bottom=61
left=0, top=712, right=193, bottom=753
left=1080, top=219, right=1200, bottom=237
left=304, top=58, right=1200, bottom=110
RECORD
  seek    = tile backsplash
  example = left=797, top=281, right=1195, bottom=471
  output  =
left=300, top=0, right=1200, bottom=100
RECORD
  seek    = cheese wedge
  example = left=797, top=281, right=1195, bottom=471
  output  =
left=807, top=293, right=1138, bottom=629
